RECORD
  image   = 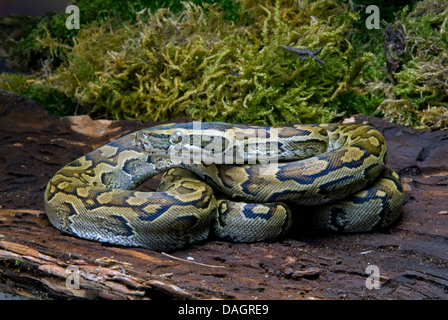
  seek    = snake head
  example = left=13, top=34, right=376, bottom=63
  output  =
left=136, top=128, right=191, bottom=158
left=136, top=129, right=173, bottom=157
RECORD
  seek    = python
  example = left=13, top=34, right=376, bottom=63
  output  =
left=45, top=122, right=404, bottom=251
left=137, top=120, right=283, bottom=166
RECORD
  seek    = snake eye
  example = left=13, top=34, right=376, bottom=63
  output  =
left=139, top=131, right=149, bottom=140
left=170, top=131, right=183, bottom=144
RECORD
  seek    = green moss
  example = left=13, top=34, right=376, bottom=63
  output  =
left=28, top=0, right=365, bottom=124
left=6, top=0, right=241, bottom=71
left=374, top=0, right=448, bottom=128
left=0, top=73, right=77, bottom=115
left=2, top=0, right=447, bottom=129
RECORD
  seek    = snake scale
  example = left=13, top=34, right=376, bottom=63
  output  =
left=45, top=122, right=404, bottom=251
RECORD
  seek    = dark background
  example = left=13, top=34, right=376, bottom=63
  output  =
left=0, top=0, right=71, bottom=17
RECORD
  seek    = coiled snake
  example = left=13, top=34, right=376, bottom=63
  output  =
left=45, top=122, right=404, bottom=251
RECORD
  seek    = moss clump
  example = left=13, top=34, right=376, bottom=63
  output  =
left=1, top=0, right=447, bottom=129
left=9, top=0, right=365, bottom=125
left=5, top=0, right=241, bottom=71
left=0, top=73, right=77, bottom=115
left=371, top=0, right=448, bottom=128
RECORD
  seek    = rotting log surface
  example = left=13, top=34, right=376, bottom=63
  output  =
left=0, top=91, right=447, bottom=300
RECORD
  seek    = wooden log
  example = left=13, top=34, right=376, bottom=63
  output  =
left=1, top=91, right=447, bottom=299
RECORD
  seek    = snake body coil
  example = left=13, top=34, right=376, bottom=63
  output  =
left=45, top=122, right=404, bottom=251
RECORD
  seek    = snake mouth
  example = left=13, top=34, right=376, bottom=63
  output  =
left=143, top=148, right=171, bottom=158
left=137, top=140, right=171, bottom=158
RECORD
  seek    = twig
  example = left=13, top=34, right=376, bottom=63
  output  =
left=281, top=45, right=325, bottom=64
left=161, top=252, right=225, bottom=268
left=40, top=58, right=50, bottom=78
